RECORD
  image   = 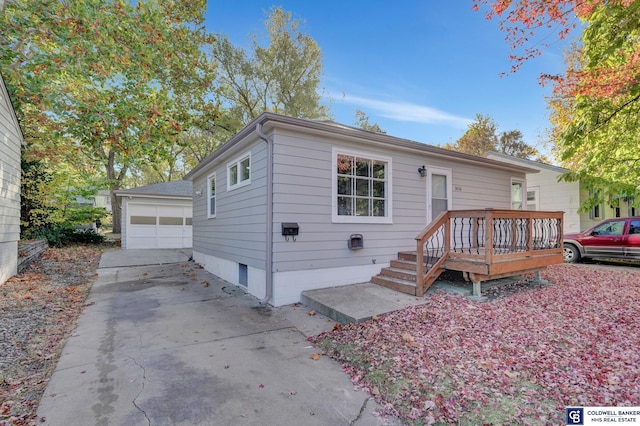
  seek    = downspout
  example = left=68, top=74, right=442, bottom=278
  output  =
left=257, top=122, right=273, bottom=305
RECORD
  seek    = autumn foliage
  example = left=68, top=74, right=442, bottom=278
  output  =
left=474, top=0, right=640, bottom=197
left=312, top=264, right=640, bottom=424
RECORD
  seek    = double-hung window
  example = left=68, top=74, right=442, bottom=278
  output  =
left=333, top=148, right=391, bottom=223
left=207, top=173, right=216, bottom=218
left=228, top=152, right=251, bottom=190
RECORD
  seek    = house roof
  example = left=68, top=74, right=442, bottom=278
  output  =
left=486, top=151, right=569, bottom=174
left=115, top=180, right=192, bottom=199
left=184, top=112, right=540, bottom=181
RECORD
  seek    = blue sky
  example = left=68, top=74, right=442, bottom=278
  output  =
left=204, top=1, right=573, bottom=151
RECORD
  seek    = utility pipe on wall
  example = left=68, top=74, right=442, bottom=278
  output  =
left=256, top=122, right=273, bottom=305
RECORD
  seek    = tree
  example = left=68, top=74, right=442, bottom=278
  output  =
left=354, top=110, right=386, bottom=134
left=213, top=6, right=329, bottom=126
left=498, top=130, right=539, bottom=159
left=444, top=114, right=499, bottom=156
left=1, top=0, right=218, bottom=233
left=474, top=0, right=640, bottom=198
left=444, top=114, right=541, bottom=160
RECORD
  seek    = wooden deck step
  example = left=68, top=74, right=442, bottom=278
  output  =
left=389, top=258, right=417, bottom=271
left=378, top=266, right=417, bottom=281
left=371, top=275, right=417, bottom=296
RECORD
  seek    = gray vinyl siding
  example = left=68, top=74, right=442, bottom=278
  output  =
left=192, top=138, right=268, bottom=269
left=0, top=76, right=22, bottom=284
left=270, top=128, right=519, bottom=273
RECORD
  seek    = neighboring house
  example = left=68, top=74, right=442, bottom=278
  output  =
left=0, top=73, right=24, bottom=285
left=94, top=189, right=112, bottom=212
left=115, top=181, right=192, bottom=249
left=184, top=112, right=539, bottom=307
left=486, top=152, right=636, bottom=233
left=74, top=189, right=112, bottom=212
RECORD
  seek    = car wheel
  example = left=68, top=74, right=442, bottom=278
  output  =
left=563, top=244, right=581, bottom=263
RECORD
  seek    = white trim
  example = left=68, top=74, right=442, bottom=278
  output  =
left=193, top=251, right=266, bottom=300
left=272, top=263, right=388, bottom=306
left=331, top=147, right=393, bottom=224
left=426, top=166, right=453, bottom=222
left=193, top=250, right=387, bottom=307
left=207, top=172, right=216, bottom=218
left=227, top=151, right=251, bottom=191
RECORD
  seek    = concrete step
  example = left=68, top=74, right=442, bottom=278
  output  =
left=300, top=282, right=431, bottom=323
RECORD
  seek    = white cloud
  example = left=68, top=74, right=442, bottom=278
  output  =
left=332, top=92, right=473, bottom=128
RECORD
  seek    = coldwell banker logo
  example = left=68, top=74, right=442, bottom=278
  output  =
left=566, top=407, right=584, bottom=425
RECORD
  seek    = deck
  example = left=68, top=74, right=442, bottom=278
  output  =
left=373, top=209, right=564, bottom=297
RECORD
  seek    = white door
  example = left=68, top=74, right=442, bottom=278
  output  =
left=127, top=203, right=192, bottom=249
left=426, top=167, right=452, bottom=222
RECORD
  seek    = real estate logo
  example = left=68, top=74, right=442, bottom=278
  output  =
left=566, top=407, right=584, bottom=425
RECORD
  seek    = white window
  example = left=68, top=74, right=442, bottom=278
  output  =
left=332, top=148, right=392, bottom=223
left=207, top=173, right=216, bottom=218
left=227, top=152, right=251, bottom=190
left=511, top=179, right=525, bottom=210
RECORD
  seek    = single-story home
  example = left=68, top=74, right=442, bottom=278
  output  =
left=486, top=152, right=636, bottom=233
left=116, top=180, right=192, bottom=249
left=0, top=73, right=23, bottom=285
left=184, top=112, right=540, bottom=307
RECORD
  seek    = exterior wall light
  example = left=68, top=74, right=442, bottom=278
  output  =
left=418, top=165, right=427, bottom=177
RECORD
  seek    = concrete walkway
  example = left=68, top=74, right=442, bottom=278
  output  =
left=37, top=249, right=400, bottom=426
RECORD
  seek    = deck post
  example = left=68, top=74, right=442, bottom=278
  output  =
left=416, top=236, right=425, bottom=297
left=473, top=280, right=481, bottom=297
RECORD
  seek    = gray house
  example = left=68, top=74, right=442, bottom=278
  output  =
left=185, top=113, right=537, bottom=306
left=116, top=180, right=193, bottom=249
left=0, top=73, right=23, bottom=285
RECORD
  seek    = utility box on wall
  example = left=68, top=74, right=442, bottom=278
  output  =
left=282, top=223, right=299, bottom=241
left=348, top=234, right=363, bottom=250
left=281, top=223, right=299, bottom=236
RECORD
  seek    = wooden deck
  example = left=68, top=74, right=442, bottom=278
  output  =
left=373, top=209, right=563, bottom=297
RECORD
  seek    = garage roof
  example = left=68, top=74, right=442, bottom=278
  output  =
left=115, top=180, right=192, bottom=199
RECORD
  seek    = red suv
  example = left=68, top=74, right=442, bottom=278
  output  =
left=563, top=217, right=640, bottom=263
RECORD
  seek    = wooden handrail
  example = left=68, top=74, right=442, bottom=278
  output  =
left=415, top=210, right=450, bottom=296
left=414, top=209, right=564, bottom=296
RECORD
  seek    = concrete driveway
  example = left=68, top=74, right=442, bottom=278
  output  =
left=37, top=249, right=399, bottom=426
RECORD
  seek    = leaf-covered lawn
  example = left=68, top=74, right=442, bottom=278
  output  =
left=311, top=264, right=640, bottom=425
left=1, top=245, right=104, bottom=426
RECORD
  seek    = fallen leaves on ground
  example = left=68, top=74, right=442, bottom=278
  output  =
left=0, top=245, right=105, bottom=426
left=310, top=264, right=640, bottom=425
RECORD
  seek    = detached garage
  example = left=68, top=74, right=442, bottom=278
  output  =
left=116, top=181, right=193, bottom=249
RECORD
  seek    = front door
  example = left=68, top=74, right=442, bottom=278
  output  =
left=427, top=167, right=452, bottom=222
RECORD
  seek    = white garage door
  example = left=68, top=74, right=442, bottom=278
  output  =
left=126, top=203, right=192, bottom=249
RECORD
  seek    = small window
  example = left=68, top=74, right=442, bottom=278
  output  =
left=526, top=188, right=539, bottom=210
left=131, top=216, right=156, bottom=225
left=185, top=217, right=193, bottom=226
left=159, top=217, right=183, bottom=225
left=239, top=263, right=248, bottom=287
left=511, top=180, right=525, bottom=210
left=228, top=152, right=251, bottom=190
left=208, top=173, right=216, bottom=218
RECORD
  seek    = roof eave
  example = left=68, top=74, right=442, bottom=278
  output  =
left=184, top=112, right=540, bottom=178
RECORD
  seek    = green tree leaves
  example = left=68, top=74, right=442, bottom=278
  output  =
left=213, top=6, right=329, bottom=126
